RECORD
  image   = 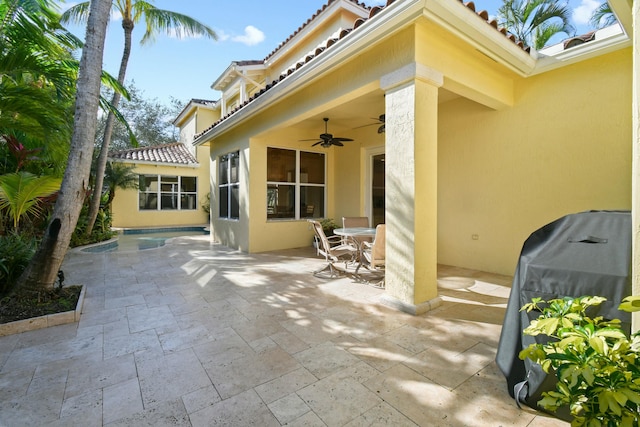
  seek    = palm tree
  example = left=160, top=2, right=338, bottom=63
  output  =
left=498, top=0, right=575, bottom=50
left=104, top=161, right=138, bottom=211
left=18, top=0, right=112, bottom=292
left=590, top=2, right=617, bottom=29
left=0, top=172, right=61, bottom=231
left=61, top=1, right=217, bottom=238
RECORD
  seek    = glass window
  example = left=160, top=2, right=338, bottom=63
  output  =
left=138, top=175, right=197, bottom=211
left=267, top=148, right=325, bottom=220
left=219, top=151, right=240, bottom=219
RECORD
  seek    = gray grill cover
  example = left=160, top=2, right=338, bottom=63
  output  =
left=495, top=211, right=631, bottom=420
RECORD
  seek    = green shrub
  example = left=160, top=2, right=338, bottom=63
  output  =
left=520, top=296, right=640, bottom=426
left=70, top=205, right=115, bottom=247
left=0, top=233, right=37, bottom=295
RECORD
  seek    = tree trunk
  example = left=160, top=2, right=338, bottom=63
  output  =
left=17, top=0, right=112, bottom=291
left=84, top=18, right=134, bottom=237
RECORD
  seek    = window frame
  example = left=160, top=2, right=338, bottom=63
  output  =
left=218, top=150, right=240, bottom=220
left=138, top=174, right=198, bottom=211
left=266, top=147, right=326, bottom=221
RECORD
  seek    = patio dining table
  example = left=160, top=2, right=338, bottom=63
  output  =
left=333, top=227, right=377, bottom=273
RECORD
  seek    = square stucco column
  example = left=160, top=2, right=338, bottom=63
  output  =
left=379, top=63, right=443, bottom=315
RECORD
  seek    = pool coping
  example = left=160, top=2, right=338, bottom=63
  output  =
left=0, top=284, right=86, bottom=337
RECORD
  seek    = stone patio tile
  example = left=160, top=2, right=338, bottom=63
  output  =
left=104, top=294, right=146, bottom=310
left=203, top=346, right=302, bottom=399
left=14, top=322, right=79, bottom=349
left=103, top=378, right=143, bottom=424
left=231, top=317, right=286, bottom=342
left=269, top=329, right=310, bottom=354
left=78, top=307, right=126, bottom=329
left=404, top=342, right=495, bottom=390
left=254, top=367, right=318, bottom=404
left=285, top=411, right=327, bottom=427
left=167, top=294, right=212, bottom=316
left=280, top=316, right=343, bottom=346
left=104, top=399, right=190, bottom=427
left=298, top=373, right=382, bottom=426
left=294, top=341, right=361, bottom=379
left=268, top=393, right=311, bottom=425
left=59, top=388, right=102, bottom=422
left=382, top=324, right=439, bottom=354
left=2, top=332, right=103, bottom=371
left=363, top=363, right=459, bottom=426
left=344, top=401, right=418, bottom=426
left=0, top=386, right=64, bottom=426
left=344, top=334, right=414, bottom=372
left=189, top=389, right=280, bottom=427
left=64, top=353, right=137, bottom=399
left=136, top=348, right=211, bottom=408
left=181, top=384, right=221, bottom=415
left=157, top=324, right=215, bottom=353
left=191, top=327, right=253, bottom=366
left=0, top=367, right=34, bottom=400
left=143, top=291, right=186, bottom=308
left=126, top=305, right=177, bottom=333
left=104, top=329, right=162, bottom=359
left=27, top=367, right=68, bottom=395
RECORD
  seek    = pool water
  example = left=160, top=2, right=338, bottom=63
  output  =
left=81, top=228, right=208, bottom=253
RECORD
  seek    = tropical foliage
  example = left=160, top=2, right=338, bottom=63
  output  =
left=0, top=172, right=61, bottom=231
left=590, top=2, right=617, bottom=29
left=520, top=296, right=640, bottom=426
left=498, top=0, right=575, bottom=49
left=61, top=0, right=217, bottom=237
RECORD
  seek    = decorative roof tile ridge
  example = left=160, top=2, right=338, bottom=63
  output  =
left=459, top=0, right=530, bottom=52
left=109, top=142, right=198, bottom=165
left=262, top=0, right=371, bottom=62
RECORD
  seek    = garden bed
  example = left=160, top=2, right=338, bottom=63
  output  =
left=0, top=285, right=85, bottom=336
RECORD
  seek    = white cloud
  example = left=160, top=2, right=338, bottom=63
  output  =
left=573, top=0, right=599, bottom=25
left=231, top=26, right=265, bottom=46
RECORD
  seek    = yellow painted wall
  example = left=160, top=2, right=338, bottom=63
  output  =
left=111, top=144, right=210, bottom=229
left=438, top=47, right=632, bottom=275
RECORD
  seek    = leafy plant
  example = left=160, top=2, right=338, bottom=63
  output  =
left=0, top=171, right=61, bottom=231
left=519, top=296, right=640, bottom=426
left=0, top=232, right=37, bottom=295
left=320, top=218, right=338, bottom=235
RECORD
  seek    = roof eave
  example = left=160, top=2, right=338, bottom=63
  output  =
left=173, top=100, right=219, bottom=126
left=109, top=158, right=200, bottom=168
left=533, top=25, right=630, bottom=75
left=195, top=0, right=559, bottom=145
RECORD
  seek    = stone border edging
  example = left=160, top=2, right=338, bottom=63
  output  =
left=0, top=285, right=85, bottom=337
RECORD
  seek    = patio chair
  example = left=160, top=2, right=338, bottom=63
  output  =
left=342, top=216, right=372, bottom=245
left=309, top=219, right=358, bottom=277
left=360, top=224, right=385, bottom=286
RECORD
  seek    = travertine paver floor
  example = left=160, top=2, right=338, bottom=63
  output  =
left=0, top=236, right=568, bottom=426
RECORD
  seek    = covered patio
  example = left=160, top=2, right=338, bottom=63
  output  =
left=0, top=236, right=566, bottom=426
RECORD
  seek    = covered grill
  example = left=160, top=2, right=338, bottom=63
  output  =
left=495, top=210, right=632, bottom=420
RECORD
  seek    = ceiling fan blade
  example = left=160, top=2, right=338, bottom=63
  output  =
left=300, top=138, right=321, bottom=141
left=332, top=141, right=344, bottom=147
left=311, top=141, right=323, bottom=146
left=331, top=137, right=353, bottom=142
left=378, top=124, right=385, bottom=134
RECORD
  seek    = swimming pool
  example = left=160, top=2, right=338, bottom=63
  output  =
left=81, top=227, right=208, bottom=253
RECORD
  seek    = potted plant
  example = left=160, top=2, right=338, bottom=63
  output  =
left=320, top=218, right=338, bottom=236
left=519, top=295, right=640, bottom=426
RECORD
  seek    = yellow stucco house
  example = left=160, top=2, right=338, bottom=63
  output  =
left=179, top=0, right=633, bottom=315
left=108, top=98, right=218, bottom=229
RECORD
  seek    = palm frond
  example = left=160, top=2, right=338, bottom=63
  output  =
left=59, top=2, right=92, bottom=26
left=0, top=171, right=61, bottom=229
left=135, top=5, right=217, bottom=45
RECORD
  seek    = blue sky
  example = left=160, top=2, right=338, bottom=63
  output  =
left=59, top=0, right=601, bottom=107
